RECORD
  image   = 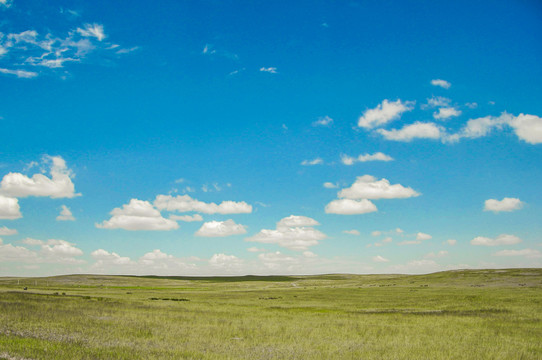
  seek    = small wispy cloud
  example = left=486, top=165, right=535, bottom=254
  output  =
left=0, top=68, right=38, bottom=78
left=431, top=79, right=451, bottom=89
left=301, top=158, right=323, bottom=166
left=76, top=23, right=106, bottom=41
left=340, top=152, right=393, bottom=165
left=260, top=67, right=277, bottom=74
left=312, top=116, right=333, bottom=127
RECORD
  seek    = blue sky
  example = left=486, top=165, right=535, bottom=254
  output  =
left=1, top=0, right=541, bottom=276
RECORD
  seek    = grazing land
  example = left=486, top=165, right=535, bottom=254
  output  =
left=0, top=269, right=541, bottom=359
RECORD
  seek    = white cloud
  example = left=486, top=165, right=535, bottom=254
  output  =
left=471, top=234, right=521, bottom=246
left=425, top=96, right=451, bottom=108
left=446, top=239, right=457, bottom=246
left=389, top=259, right=440, bottom=274
left=377, top=122, right=443, bottom=142
left=431, top=79, right=451, bottom=89
left=508, top=113, right=542, bottom=144
left=325, top=198, right=377, bottom=215
left=0, top=242, right=38, bottom=262
left=56, top=205, right=75, bottom=221
left=301, top=158, right=323, bottom=166
left=0, top=156, right=79, bottom=198
left=338, top=175, right=420, bottom=200
left=0, top=226, right=17, bottom=235
left=169, top=214, right=203, bottom=222
left=382, top=237, right=393, bottom=243
left=343, top=229, right=360, bottom=235
left=209, top=253, right=243, bottom=270
left=323, top=182, right=338, bottom=189
left=246, top=215, right=326, bottom=251
left=450, top=112, right=542, bottom=144
left=416, top=232, right=432, bottom=241
left=493, top=249, right=542, bottom=258
left=433, top=107, right=461, bottom=120
left=371, top=231, right=382, bottom=236
left=484, top=197, right=524, bottom=213
left=260, top=67, right=277, bottom=74
left=91, top=249, right=133, bottom=265
left=195, top=219, right=247, bottom=237
left=278, top=215, right=319, bottom=228
left=341, top=152, right=394, bottom=165
left=0, top=195, right=21, bottom=219
left=96, top=199, right=179, bottom=231
left=465, top=102, right=478, bottom=109
left=40, top=240, right=83, bottom=262
left=76, top=23, right=106, bottom=41
left=455, top=115, right=506, bottom=140
left=312, top=116, right=333, bottom=127
left=396, top=228, right=404, bottom=234
left=358, top=99, right=414, bottom=129
left=373, top=255, right=389, bottom=263
left=424, top=251, right=448, bottom=259
left=154, top=194, right=252, bottom=214
left=258, top=251, right=297, bottom=270
left=0, top=68, right=38, bottom=78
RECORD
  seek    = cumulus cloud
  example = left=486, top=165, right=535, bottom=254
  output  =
left=96, top=199, right=179, bottom=231
left=154, top=194, right=252, bottom=214
left=471, top=234, right=521, bottom=246
left=11, top=238, right=85, bottom=264
left=493, top=249, right=542, bottom=258
left=416, top=232, right=432, bottom=241
left=373, top=255, right=389, bottom=263
left=169, top=214, right=203, bottom=222
left=246, top=215, right=326, bottom=251
left=446, top=239, right=457, bottom=246
left=312, top=116, right=333, bottom=127
left=195, top=219, right=247, bottom=237
left=0, top=226, right=17, bottom=235
left=0, top=195, right=21, bottom=219
left=449, top=112, right=542, bottom=144
left=0, top=156, right=79, bottom=198
left=56, top=205, right=75, bottom=221
left=377, top=122, right=443, bottom=142
left=0, top=242, right=38, bottom=262
left=323, top=182, right=338, bottom=189
left=431, top=79, right=451, bottom=89
left=340, top=152, right=393, bottom=165
left=301, top=158, right=323, bottom=166
left=91, top=249, right=133, bottom=265
left=433, top=107, right=461, bottom=120
left=484, top=197, right=524, bottom=213
left=209, top=253, right=243, bottom=270
left=358, top=99, right=414, bottom=129
left=343, top=229, right=360, bottom=235
left=508, top=114, right=542, bottom=144
left=325, top=198, right=377, bottom=215
left=338, top=175, right=420, bottom=200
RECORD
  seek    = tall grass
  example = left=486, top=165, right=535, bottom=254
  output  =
left=0, top=269, right=541, bottom=359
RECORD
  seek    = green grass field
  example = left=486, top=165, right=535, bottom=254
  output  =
left=1, top=268, right=541, bottom=359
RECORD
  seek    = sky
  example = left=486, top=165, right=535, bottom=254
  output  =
left=1, top=0, right=541, bottom=276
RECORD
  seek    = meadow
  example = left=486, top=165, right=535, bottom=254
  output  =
left=0, top=268, right=541, bottom=359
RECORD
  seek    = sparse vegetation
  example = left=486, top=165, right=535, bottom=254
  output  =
left=0, top=269, right=541, bottom=359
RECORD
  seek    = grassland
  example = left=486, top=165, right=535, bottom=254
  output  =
left=0, top=268, right=541, bottom=359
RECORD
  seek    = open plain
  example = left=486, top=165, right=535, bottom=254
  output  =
left=0, top=268, right=541, bottom=359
